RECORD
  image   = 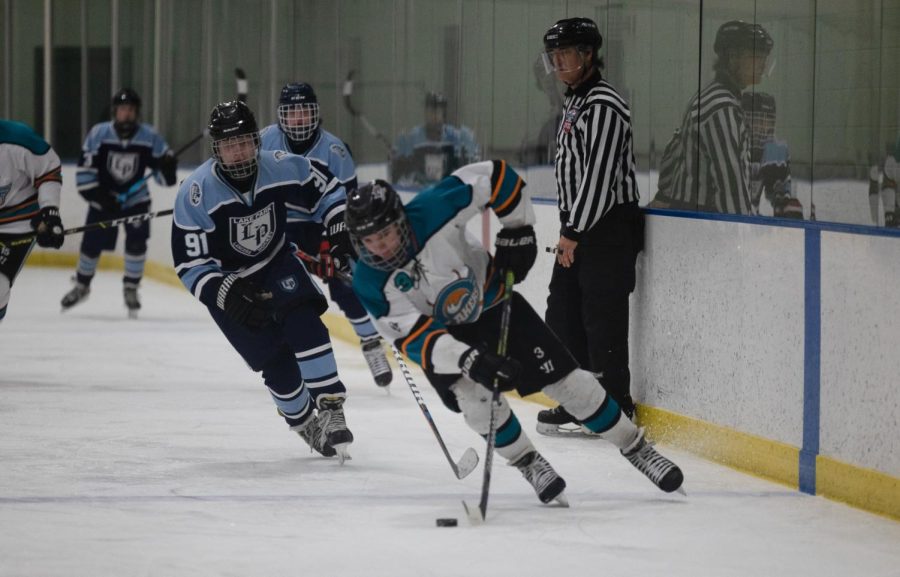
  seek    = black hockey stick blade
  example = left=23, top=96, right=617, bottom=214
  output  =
left=235, top=67, right=248, bottom=102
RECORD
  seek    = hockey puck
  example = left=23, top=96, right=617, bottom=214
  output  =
left=435, top=518, right=458, bottom=527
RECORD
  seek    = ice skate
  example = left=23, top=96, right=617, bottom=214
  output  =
left=621, top=428, right=684, bottom=493
left=292, top=413, right=337, bottom=458
left=318, top=396, right=354, bottom=464
left=123, top=284, right=141, bottom=319
left=361, top=337, right=393, bottom=388
left=536, top=405, right=598, bottom=437
left=510, top=450, right=568, bottom=506
left=60, top=279, right=90, bottom=311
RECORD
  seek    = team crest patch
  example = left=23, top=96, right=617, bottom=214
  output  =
left=432, top=268, right=483, bottom=326
left=107, top=151, right=140, bottom=184
left=229, top=203, right=276, bottom=257
left=330, top=143, right=347, bottom=159
left=279, top=275, right=297, bottom=292
left=189, top=182, right=202, bottom=206
left=394, top=271, right=414, bottom=292
left=273, top=150, right=289, bottom=161
left=0, top=183, right=10, bottom=204
left=562, top=106, right=579, bottom=134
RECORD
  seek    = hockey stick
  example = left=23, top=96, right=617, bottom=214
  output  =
left=292, top=247, right=479, bottom=479
left=342, top=70, right=393, bottom=153
left=389, top=343, right=480, bottom=479
left=235, top=67, right=248, bottom=103
left=463, top=269, right=515, bottom=524
left=1, top=209, right=174, bottom=248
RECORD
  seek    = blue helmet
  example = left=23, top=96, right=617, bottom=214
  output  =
left=277, top=82, right=320, bottom=142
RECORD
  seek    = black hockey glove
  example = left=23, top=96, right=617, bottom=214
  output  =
left=494, top=225, right=536, bottom=283
left=326, top=218, right=354, bottom=274
left=158, top=152, right=178, bottom=186
left=30, top=207, right=65, bottom=249
left=459, top=347, right=522, bottom=392
left=219, top=275, right=274, bottom=330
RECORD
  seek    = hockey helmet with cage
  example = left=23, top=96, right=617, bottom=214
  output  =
left=425, top=91, right=448, bottom=110
left=346, top=180, right=415, bottom=271
left=208, top=100, right=260, bottom=180
left=111, top=88, right=141, bottom=138
left=543, top=17, right=602, bottom=51
left=714, top=20, right=773, bottom=57
left=277, top=82, right=320, bottom=142
left=741, top=91, right=777, bottom=151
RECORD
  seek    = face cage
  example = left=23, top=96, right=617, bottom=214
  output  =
left=747, top=111, right=776, bottom=149
left=212, top=132, right=260, bottom=180
left=350, top=217, right=414, bottom=272
left=278, top=102, right=320, bottom=141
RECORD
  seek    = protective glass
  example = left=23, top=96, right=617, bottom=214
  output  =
left=278, top=102, right=320, bottom=141
left=212, top=132, right=260, bottom=180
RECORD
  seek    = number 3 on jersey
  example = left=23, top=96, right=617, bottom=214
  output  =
left=185, top=232, right=209, bottom=257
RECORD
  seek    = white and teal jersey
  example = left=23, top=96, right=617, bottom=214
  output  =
left=352, top=160, right=533, bottom=374
left=0, top=120, right=62, bottom=235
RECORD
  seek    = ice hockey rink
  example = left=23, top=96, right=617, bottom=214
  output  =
left=1, top=268, right=899, bottom=577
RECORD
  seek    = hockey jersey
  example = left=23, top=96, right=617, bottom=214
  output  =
left=171, top=149, right=345, bottom=310
left=77, top=122, right=170, bottom=210
left=0, top=120, right=62, bottom=235
left=353, top=160, right=533, bottom=374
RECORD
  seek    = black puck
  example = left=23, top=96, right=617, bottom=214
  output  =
left=435, top=518, right=458, bottom=527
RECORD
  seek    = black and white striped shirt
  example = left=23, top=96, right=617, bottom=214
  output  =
left=668, top=78, right=752, bottom=214
left=555, top=73, right=639, bottom=240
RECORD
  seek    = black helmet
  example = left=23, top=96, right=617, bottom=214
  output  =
left=425, top=92, right=448, bottom=110
left=111, top=87, right=142, bottom=109
left=714, top=20, right=773, bottom=56
left=277, top=82, right=319, bottom=141
left=208, top=100, right=260, bottom=180
left=543, top=17, right=602, bottom=51
left=111, top=88, right=141, bottom=138
left=346, top=180, right=415, bottom=271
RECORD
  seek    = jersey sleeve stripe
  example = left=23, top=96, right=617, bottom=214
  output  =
left=492, top=174, right=523, bottom=217
left=0, top=201, right=40, bottom=223
left=488, top=160, right=507, bottom=205
left=33, top=166, right=62, bottom=188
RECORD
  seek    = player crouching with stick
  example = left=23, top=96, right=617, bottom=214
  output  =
left=345, top=161, right=684, bottom=506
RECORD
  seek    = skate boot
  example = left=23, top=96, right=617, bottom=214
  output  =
left=536, top=405, right=597, bottom=437
left=510, top=450, right=568, bottom=506
left=292, top=413, right=337, bottom=458
left=361, top=337, right=393, bottom=387
left=318, top=396, right=354, bottom=464
left=60, top=280, right=90, bottom=311
left=621, top=428, right=684, bottom=493
left=123, top=284, right=141, bottom=319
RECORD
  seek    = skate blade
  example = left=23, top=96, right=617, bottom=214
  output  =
left=454, top=447, right=479, bottom=479
left=535, top=423, right=600, bottom=437
left=127, top=310, right=139, bottom=320
left=461, top=500, right=484, bottom=525
left=550, top=493, right=570, bottom=508
left=334, top=444, right=352, bottom=465
left=675, top=486, right=687, bottom=496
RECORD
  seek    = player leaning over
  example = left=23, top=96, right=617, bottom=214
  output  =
left=260, top=82, right=393, bottom=388
left=171, top=101, right=355, bottom=462
left=0, top=120, right=65, bottom=323
left=346, top=161, right=684, bottom=504
left=61, top=88, right=178, bottom=317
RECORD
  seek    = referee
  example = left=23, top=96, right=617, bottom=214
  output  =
left=537, top=17, right=642, bottom=433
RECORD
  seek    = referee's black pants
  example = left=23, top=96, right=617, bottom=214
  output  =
left=545, top=202, right=642, bottom=417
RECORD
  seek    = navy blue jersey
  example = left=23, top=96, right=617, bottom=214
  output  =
left=171, top=149, right=346, bottom=310
left=76, top=122, right=171, bottom=209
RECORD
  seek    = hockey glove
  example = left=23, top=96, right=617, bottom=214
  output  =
left=326, top=218, right=354, bottom=274
left=494, top=225, right=536, bottom=283
left=158, top=152, right=178, bottom=186
left=31, top=207, right=65, bottom=249
left=459, top=347, right=522, bottom=392
left=94, top=191, right=120, bottom=213
left=310, top=238, right=336, bottom=280
left=219, top=275, right=274, bottom=330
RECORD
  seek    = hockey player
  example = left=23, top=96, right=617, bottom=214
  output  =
left=0, top=120, right=65, bottom=323
left=171, top=100, right=355, bottom=461
left=390, top=92, right=481, bottom=186
left=742, top=92, right=802, bottom=219
left=869, top=136, right=899, bottom=227
left=60, top=88, right=178, bottom=317
left=346, top=162, right=684, bottom=505
left=260, top=82, right=393, bottom=388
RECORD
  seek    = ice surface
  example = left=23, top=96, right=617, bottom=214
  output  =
left=1, top=268, right=898, bottom=577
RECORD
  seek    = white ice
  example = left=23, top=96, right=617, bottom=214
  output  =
left=1, top=268, right=899, bottom=577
